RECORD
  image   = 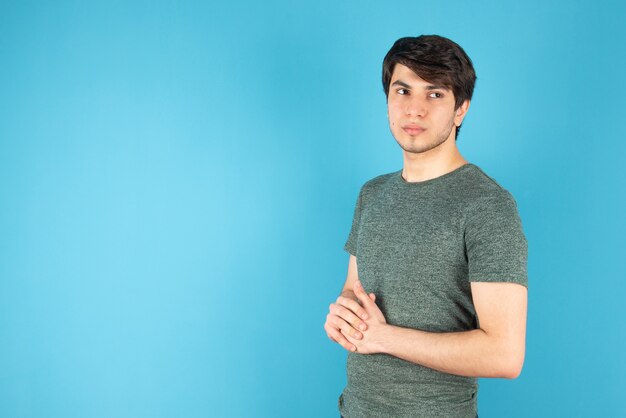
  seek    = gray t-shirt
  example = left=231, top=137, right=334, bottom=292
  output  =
left=339, top=163, right=528, bottom=418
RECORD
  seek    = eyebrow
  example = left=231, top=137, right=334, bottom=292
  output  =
left=391, top=79, right=447, bottom=90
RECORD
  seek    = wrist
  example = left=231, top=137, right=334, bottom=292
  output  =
left=376, top=323, right=396, bottom=354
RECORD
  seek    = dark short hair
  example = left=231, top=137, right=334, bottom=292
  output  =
left=382, top=35, right=477, bottom=139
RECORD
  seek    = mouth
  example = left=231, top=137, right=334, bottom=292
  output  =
left=402, top=125, right=426, bottom=135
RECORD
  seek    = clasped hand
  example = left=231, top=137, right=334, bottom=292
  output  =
left=324, top=279, right=388, bottom=354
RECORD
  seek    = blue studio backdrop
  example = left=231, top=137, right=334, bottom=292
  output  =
left=1, top=1, right=625, bottom=417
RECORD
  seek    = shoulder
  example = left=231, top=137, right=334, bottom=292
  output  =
left=461, top=164, right=520, bottom=210
left=358, top=170, right=398, bottom=195
left=452, top=165, right=524, bottom=231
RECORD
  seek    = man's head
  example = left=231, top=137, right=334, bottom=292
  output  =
left=382, top=35, right=476, bottom=140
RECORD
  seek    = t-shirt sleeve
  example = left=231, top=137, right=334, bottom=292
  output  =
left=343, top=187, right=363, bottom=256
left=465, top=191, right=528, bottom=288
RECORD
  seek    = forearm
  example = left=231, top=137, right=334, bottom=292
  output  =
left=378, top=325, right=520, bottom=379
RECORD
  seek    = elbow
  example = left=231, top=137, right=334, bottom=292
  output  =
left=502, top=364, right=523, bottom=379
left=483, top=329, right=527, bottom=379
left=490, top=335, right=525, bottom=379
left=500, top=351, right=525, bottom=379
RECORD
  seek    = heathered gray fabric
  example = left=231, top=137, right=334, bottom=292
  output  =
left=338, top=163, right=528, bottom=418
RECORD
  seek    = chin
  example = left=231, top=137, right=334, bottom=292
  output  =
left=398, top=137, right=441, bottom=154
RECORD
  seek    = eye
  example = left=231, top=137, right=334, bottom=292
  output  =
left=396, top=88, right=409, bottom=95
left=429, top=92, right=443, bottom=99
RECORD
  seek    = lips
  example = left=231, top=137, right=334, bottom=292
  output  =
left=402, top=125, right=425, bottom=135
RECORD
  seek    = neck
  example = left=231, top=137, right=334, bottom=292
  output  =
left=401, top=139, right=468, bottom=183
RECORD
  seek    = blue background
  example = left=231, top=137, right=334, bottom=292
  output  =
left=1, top=1, right=625, bottom=417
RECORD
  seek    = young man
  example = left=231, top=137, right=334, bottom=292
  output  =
left=324, top=35, right=528, bottom=417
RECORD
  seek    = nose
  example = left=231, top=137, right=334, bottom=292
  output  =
left=405, top=97, right=427, bottom=118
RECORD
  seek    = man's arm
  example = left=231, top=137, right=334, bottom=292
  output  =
left=340, top=254, right=359, bottom=298
left=324, top=255, right=373, bottom=351
left=347, top=280, right=527, bottom=379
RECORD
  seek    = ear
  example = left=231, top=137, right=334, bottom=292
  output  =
left=454, top=100, right=470, bottom=127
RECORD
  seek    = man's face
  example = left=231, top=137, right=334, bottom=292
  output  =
left=387, top=63, right=469, bottom=155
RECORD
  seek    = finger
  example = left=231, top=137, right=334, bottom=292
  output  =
left=353, top=283, right=385, bottom=322
left=335, top=296, right=369, bottom=321
left=340, top=328, right=359, bottom=351
left=329, top=303, right=368, bottom=332
left=369, top=293, right=376, bottom=301
left=326, top=313, right=364, bottom=339
left=352, top=280, right=374, bottom=309
left=325, top=323, right=357, bottom=352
